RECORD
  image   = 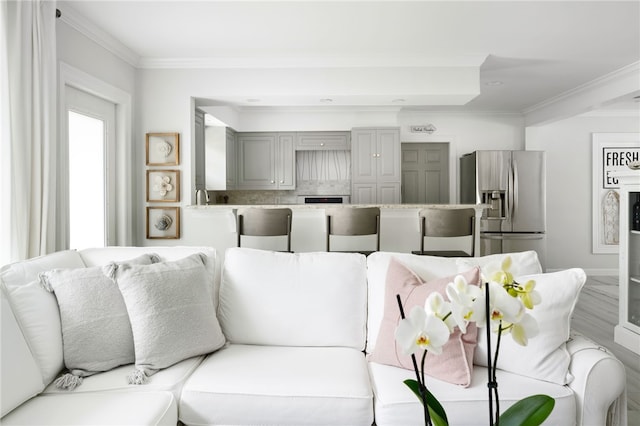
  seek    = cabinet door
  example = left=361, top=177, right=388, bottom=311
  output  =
left=351, top=129, right=377, bottom=184
left=237, top=133, right=276, bottom=189
left=225, top=128, right=237, bottom=189
left=352, top=183, right=377, bottom=204
left=277, top=133, right=295, bottom=189
left=378, top=183, right=401, bottom=204
left=295, top=132, right=350, bottom=150
left=194, top=111, right=205, bottom=189
left=377, top=128, right=401, bottom=183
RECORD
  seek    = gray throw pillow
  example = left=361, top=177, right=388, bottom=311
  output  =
left=39, top=253, right=159, bottom=390
left=115, top=253, right=226, bottom=384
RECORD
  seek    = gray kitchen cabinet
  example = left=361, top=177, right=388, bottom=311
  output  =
left=237, top=132, right=295, bottom=190
left=295, top=131, right=350, bottom=151
left=351, top=128, right=401, bottom=203
left=225, top=127, right=237, bottom=189
left=194, top=110, right=206, bottom=190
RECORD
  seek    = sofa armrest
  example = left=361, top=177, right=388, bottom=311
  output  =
left=566, top=333, right=627, bottom=426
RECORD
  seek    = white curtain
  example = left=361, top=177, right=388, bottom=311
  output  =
left=1, top=0, right=58, bottom=264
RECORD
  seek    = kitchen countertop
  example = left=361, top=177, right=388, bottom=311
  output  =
left=187, top=203, right=488, bottom=210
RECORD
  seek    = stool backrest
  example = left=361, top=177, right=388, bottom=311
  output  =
left=326, top=207, right=380, bottom=253
left=237, top=208, right=292, bottom=251
left=419, top=207, right=475, bottom=256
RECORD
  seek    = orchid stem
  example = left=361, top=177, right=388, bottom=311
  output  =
left=397, top=294, right=432, bottom=426
left=493, top=324, right=503, bottom=425
left=485, top=284, right=495, bottom=426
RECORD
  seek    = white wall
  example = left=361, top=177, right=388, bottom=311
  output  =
left=57, top=22, right=136, bottom=97
left=526, top=114, right=640, bottom=273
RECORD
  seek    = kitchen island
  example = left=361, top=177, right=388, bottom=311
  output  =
left=179, top=204, right=486, bottom=257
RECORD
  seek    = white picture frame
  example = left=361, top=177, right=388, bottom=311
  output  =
left=592, top=133, right=640, bottom=253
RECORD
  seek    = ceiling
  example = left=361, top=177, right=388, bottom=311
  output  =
left=59, top=0, right=640, bottom=113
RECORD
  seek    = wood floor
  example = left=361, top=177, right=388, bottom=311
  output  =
left=571, top=275, right=640, bottom=425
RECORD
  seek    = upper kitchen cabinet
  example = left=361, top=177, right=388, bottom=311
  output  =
left=194, top=110, right=206, bottom=190
left=225, top=127, right=237, bottom=189
left=351, top=128, right=401, bottom=203
left=237, top=132, right=295, bottom=190
left=295, top=132, right=350, bottom=151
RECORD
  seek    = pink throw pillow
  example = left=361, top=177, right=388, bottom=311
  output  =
left=369, top=257, right=481, bottom=387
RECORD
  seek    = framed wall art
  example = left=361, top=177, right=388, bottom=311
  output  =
left=146, top=132, right=180, bottom=165
left=146, top=169, right=180, bottom=202
left=592, top=133, right=640, bottom=253
left=147, top=206, right=180, bottom=239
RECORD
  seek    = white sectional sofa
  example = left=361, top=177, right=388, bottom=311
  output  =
left=0, top=246, right=627, bottom=425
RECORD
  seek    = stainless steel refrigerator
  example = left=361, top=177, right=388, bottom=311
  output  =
left=460, top=150, right=546, bottom=268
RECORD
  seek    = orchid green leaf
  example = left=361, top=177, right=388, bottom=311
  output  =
left=403, top=379, right=449, bottom=426
left=499, top=394, right=555, bottom=426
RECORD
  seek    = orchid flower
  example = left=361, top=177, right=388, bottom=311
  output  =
left=424, top=292, right=456, bottom=332
left=395, top=305, right=451, bottom=356
left=446, top=275, right=482, bottom=333
left=514, top=279, right=541, bottom=309
left=502, top=313, right=540, bottom=346
left=470, top=281, right=525, bottom=330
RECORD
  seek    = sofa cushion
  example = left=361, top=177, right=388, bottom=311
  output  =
left=0, top=391, right=177, bottom=426
left=219, top=248, right=368, bottom=350
left=115, top=253, right=226, bottom=381
left=180, top=344, right=373, bottom=426
left=0, top=293, right=44, bottom=417
left=366, top=252, right=460, bottom=354
left=39, top=254, right=158, bottom=386
left=43, top=356, right=205, bottom=402
left=369, top=258, right=480, bottom=386
left=368, top=362, right=576, bottom=426
left=474, top=268, right=586, bottom=385
left=0, top=250, right=85, bottom=385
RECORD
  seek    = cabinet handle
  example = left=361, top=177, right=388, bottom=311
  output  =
left=280, top=180, right=284, bottom=184
left=270, top=180, right=275, bottom=184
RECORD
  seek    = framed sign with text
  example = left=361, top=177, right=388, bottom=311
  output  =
left=592, top=133, right=640, bottom=253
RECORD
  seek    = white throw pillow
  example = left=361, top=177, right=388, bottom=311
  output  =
left=0, top=250, right=85, bottom=385
left=115, top=253, right=226, bottom=383
left=39, top=254, right=158, bottom=389
left=456, top=250, right=543, bottom=276
left=473, top=268, right=586, bottom=385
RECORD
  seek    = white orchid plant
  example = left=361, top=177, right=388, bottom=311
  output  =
left=394, top=257, right=555, bottom=426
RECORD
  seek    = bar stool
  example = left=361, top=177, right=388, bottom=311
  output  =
left=412, top=207, right=476, bottom=257
left=237, top=207, right=292, bottom=252
left=325, top=207, right=380, bottom=255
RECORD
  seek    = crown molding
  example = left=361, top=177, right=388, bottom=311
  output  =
left=137, top=54, right=487, bottom=70
left=59, top=4, right=140, bottom=68
left=524, top=61, right=640, bottom=115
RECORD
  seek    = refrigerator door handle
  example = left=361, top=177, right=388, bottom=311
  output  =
left=512, top=158, right=519, bottom=222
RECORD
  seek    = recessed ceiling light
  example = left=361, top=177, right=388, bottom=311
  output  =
left=246, top=98, right=261, bottom=103
left=485, top=80, right=503, bottom=86
left=319, top=98, right=333, bottom=103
